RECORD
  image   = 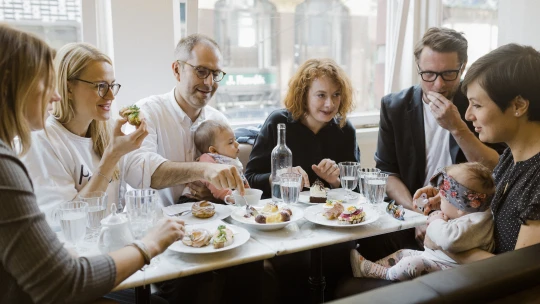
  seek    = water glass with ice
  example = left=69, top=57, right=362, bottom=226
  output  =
left=279, top=173, right=302, bottom=205
left=55, top=201, right=88, bottom=252
left=339, top=162, right=360, bottom=200
left=358, top=168, right=381, bottom=198
left=78, top=191, right=108, bottom=241
left=125, top=189, right=159, bottom=240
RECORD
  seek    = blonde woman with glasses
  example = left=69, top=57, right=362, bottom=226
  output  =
left=0, top=24, right=185, bottom=303
left=21, top=42, right=148, bottom=228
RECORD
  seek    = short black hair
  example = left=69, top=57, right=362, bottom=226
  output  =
left=462, top=43, right=540, bottom=121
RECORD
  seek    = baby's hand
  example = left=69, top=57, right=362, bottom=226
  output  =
left=426, top=210, right=448, bottom=226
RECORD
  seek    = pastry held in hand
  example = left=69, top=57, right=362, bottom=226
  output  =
left=182, top=228, right=211, bottom=248
left=323, top=200, right=344, bottom=220
left=119, top=105, right=142, bottom=126
left=212, top=225, right=234, bottom=249
left=192, top=201, right=216, bottom=218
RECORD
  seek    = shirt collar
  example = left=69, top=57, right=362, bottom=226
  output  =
left=168, top=88, right=207, bottom=126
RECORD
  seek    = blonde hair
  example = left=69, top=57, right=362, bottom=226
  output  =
left=0, top=24, right=55, bottom=155
left=284, top=58, right=355, bottom=128
left=194, top=120, right=231, bottom=154
left=53, top=43, right=118, bottom=179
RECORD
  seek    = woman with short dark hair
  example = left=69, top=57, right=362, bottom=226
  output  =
left=417, top=43, right=540, bottom=260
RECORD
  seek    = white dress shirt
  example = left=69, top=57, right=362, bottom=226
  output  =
left=123, top=88, right=228, bottom=206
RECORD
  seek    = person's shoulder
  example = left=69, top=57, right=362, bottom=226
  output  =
left=264, top=109, right=289, bottom=124
left=199, top=153, right=217, bottom=163
left=0, top=139, right=15, bottom=158
left=382, top=85, right=420, bottom=109
left=135, top=91, right=171, bottom=111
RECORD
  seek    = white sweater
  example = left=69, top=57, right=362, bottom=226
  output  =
left=123, top=89, right=228, bottom=206
left=423, top=209, right=495, bottom=266
left=21, top=117, right=121, bottom=229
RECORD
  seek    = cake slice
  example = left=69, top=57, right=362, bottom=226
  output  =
left=310, top=179, right=327, bottom=203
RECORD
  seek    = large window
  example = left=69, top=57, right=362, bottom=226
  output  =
left=0, top=0, right=82, bottom=49
left=196, top=0, right=382, bottom=124
left=442, top=0, right=498, bottom=73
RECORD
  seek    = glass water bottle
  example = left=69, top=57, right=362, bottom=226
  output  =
left=271, top=123, right=292, bottom=202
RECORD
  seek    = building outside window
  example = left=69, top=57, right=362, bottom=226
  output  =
left=197, top=0, right=381, bottom=124
left=0, top=0, right=82, bottom=49
left=442, top=0, right=498, bottom=74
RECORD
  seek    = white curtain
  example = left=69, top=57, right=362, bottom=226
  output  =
left=385, top=0, right=442, bottom=94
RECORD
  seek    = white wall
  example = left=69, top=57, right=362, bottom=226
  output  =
left=498, top=0, right=540, bottom=49
left=357, top=128, right=378, bottom=168
left=110, top=0, right=177, bottom=108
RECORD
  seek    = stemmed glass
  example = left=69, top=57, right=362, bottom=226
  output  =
left=358, top=168, right=381, bottom=199
left=338, top=162, right=360, bottom=201
left=279, top=173, right=302, bottom=206
left=55, top=201, right=88, bottom=253
left=78, top=191, right=108, bottom=241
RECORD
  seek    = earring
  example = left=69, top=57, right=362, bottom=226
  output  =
left=515, top=112, right=519, bottom=116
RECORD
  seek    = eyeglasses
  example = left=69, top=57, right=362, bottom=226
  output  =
left=417, top=63, right=463, bottom=82
left=71, top=78, right=121, bottom=98
left=177, top=60, right=226, bottom=82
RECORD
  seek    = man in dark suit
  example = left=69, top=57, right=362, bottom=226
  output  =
left=377, top=27, right=501, bottom=214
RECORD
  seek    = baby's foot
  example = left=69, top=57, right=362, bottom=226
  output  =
left=350, top=249, right=366, bottom=278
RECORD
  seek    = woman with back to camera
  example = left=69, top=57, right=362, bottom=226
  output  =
left=21, top=42, right=148, bottom=228
left=0, top=24, right=185, bottom=303
left=415, top=43, right=540, bottom=261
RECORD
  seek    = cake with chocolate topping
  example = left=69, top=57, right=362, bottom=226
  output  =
left=309, top=179, right=327, bottom=203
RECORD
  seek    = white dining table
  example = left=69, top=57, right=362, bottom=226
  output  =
left=63, top=197, right=426, bottom=304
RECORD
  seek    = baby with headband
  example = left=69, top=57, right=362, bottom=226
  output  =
left=350, top=162, right=495, bottom=281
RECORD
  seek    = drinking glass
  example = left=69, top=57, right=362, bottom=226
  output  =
left=358, top=168, right=381, bottom=198
left=279, top=173, right=302, bottom=206
left=339, top=162, right=360, bottom=201
left=55, top=201, right=88, bottom=252
left=125, top=189, right=159, bottom=240
left=364, top=173, right=389, bottom=214
left=78, top=191, right=108, bottom=241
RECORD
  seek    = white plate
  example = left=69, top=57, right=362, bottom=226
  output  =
left=230, top=205, right=304, bottom=231
left=162, top=202, right=232, bottom=225
left=304, top=203, right=379, bottom=228
left=168, top=222, right=250, bottom=254
left=299, top=189, right=365, bottom=205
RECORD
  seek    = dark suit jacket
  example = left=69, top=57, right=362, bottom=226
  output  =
left=375, top=85, right=505, bottom=196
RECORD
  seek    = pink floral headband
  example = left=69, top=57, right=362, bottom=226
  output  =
left=429, top=168, right=493, bottom=213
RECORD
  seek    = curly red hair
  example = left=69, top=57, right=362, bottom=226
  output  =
left=284, top=58, right=355, bottom=128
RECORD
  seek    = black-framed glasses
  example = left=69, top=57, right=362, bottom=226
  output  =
left=177, top=60, right=226, bottom=82
left=72, top=78, right=121, bottom=98
left=417, top=63, right=463, bottom=82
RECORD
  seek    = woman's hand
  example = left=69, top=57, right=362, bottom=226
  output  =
left=142, top=217, right=185, bottom=258
left=290, top=166, right=310, bottom=188
left=107, top=118, right=149, bottom=160
left=413, top=185, right=441, bottom=215
left=312, top=159, right=340, bottom=188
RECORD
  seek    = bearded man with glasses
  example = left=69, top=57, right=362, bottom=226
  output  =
left=347, top=28, right=506, bottom=289
left=124, top=34, right=245, bottom=208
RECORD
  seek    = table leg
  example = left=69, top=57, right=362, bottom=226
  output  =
left=309, top=248, right=326, bottom=304
left=135, top=285, right=151, bottom=304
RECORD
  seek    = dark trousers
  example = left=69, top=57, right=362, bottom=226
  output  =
left=154, top=261, right=266, bottom=304
left=266, top=241, right=356, bottom=303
